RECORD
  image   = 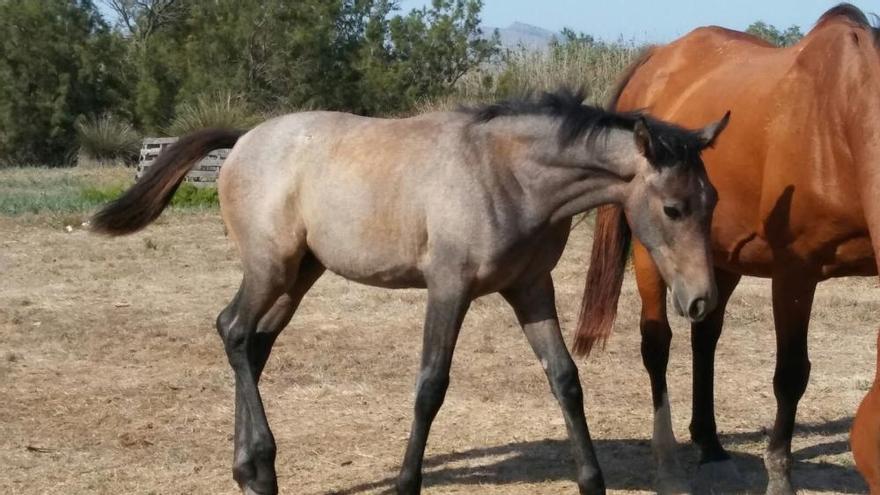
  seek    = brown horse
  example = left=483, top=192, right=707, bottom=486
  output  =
left=575, top=4, right=880, bottom=494
left=92, top=90, right=728, bottom=495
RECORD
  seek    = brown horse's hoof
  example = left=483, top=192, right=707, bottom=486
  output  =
left=763, top=449, right=794, bottom=495
left=655, top=470, right=691, bottom=494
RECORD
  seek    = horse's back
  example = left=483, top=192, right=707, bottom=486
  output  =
left=619, top=21, right=876, bottom=278
left=218, top=110, right=479, bottom=287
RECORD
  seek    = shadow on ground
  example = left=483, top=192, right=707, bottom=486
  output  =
left=329, top=416, right=865, bottom=494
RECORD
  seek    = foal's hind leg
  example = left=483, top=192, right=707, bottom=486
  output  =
left=763, top=274, right=816, bottom=495
left=217, top=253, right=325, bottom=495
left=502, top=275, right=605, bottom=495
left=397, top=278, right=471, bottom=494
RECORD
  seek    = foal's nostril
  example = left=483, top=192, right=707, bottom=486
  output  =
left=688, top=298, right=708, bottom=321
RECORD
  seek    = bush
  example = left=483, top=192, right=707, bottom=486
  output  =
left=166, top=93, right=263, bottom=136
left=169, top=183, right=219, bottom=207
left=80, top=182, right=218, bottom=210
left=76, top=114, right=141, bottom=166
left=416, top=35, right=643, bottom=113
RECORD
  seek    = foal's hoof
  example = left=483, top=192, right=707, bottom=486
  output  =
left=395, top=472, right=422, bottom=495
left=577, top=472, right=606, bottom=495
left=693, top=459, right=745, bottom=493
left=243, top=486, right=274, bottom=495
left=234, top=466, right=278, bottom=495
left=764, top=478, right=795, bottom=495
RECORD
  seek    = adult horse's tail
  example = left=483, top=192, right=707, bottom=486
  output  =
left=92, top=128, right=244, bottom=236
left=571, top=47, right=654, bottom=356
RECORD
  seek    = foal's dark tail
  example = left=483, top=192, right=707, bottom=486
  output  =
left=91, top=128, right=245, bottom=236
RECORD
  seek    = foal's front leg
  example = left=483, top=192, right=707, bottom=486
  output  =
left=397, top=282, right=471, bottom=494
left=502, top=276, right=605, bottom=495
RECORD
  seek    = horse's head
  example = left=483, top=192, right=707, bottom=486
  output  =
left=621, top=112, right=729, bottom=321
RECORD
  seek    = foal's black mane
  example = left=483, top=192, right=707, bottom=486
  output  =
left=467, top=88, right=705, bottom=166
left=816, top=3, right=880, bottom=47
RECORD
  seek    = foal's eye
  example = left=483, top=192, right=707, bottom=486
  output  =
left=663, top=205, right=683, bottom=220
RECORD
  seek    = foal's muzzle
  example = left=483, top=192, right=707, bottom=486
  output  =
left=672, top=284, right=717, bottom=323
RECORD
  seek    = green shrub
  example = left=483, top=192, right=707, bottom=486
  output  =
left=76, top=114, right=141, bottom=165
left=166, top=92, right=262, bottom=136
left=169, top=183, right=219, bottom=207
left=79, top=181, right=218, bottom=209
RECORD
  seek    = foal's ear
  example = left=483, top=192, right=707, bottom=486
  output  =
left=633, top=117, right=655, bottom=160
left=698, top=111, right=731, bottom=149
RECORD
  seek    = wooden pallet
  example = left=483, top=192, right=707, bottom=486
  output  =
left=136, top=137, right=228, bottom=188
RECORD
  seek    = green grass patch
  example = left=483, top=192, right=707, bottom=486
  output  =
left=168, top=183, right=219, bottom=207
left=0, top=166, right=218, bottom=218
left=81, top=182, right=218, bottom=208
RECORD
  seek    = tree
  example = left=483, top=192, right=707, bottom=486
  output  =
left=140, top=0, right=497, bottom=117
left=0, top=0, right=129, bottom=166
left=746, top=21, right=803, bottom=47
left=358, top=0, right=499, bottom=114
left=0, top=0, right=498, bottom=164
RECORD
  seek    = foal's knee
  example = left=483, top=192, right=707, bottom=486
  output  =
left=551, top=362, right=584, bottom=406
left=414, top=369, right=450, bottom=417
left=216, top=304, right=236, bottom=339
left=217, top=310, right=250, bottom=368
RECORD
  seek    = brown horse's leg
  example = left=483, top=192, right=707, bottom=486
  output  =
left=397, top=281, right=471, bottom=495
left=633, top=242, right=687, bottom=493
left=686, top=269, right=742, bottom=491
left=689, top=269, right=742, bottom=458
left=764, top=274, right=816, bottom=495
left=852, top=332, right=880, bottom=494
left=217, top=253, right=323, bottom=495
left=502, top=275, right=605, bottom=494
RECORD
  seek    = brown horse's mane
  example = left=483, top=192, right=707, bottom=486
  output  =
left=467, top=88, right=705, bottom=167
left=815, top=3, right=880, bottom=47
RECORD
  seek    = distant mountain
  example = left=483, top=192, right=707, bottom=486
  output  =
left=486, top=22, right=556, bottom=51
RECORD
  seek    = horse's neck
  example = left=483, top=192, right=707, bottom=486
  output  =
left=496, top=126, right=636, bottom=224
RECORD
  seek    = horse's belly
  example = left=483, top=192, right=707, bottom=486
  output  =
left=818, top=235, right=877, bottom=278
left=712, top=229, right=878, bottom=279
left=305, top=225, right=427, bottom=289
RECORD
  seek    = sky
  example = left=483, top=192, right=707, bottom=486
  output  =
left=398, top=0, right=875, bottom=43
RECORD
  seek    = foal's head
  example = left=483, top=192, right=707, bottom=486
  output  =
left=469, top=89, right=728, bottom=322
left=620, top=112, right=729, bottom=320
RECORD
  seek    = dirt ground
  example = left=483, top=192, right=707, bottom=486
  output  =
left=1, top=211, right=877, bottom=494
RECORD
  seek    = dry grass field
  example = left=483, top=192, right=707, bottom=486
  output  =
left=2, top=199, right=878, bottom=493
